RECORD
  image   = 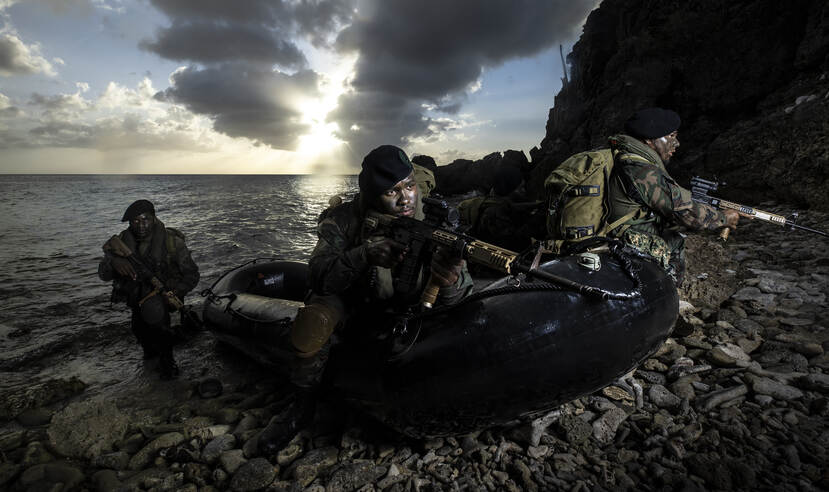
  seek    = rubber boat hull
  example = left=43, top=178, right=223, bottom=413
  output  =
left=203, top=250, right=678, bottom=437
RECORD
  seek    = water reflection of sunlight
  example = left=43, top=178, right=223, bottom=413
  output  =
left=293, top=174, right=356, bottom=208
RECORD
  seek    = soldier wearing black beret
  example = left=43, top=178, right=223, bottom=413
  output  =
left=257, top=144, right=474, bottom=455
left=606, top=108, right=741, bottom=284
left=98, top=199, right=200, bottom=379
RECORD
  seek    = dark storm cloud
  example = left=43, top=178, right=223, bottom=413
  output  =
left=331, top=0, right=596, bottom=157
left=143, top=0, right=356, bottom=151
left=140, top=21, right=308, bottom=68
left=147, top=0, right=354, bottom=46
left=156, top=64, right=322, bottom=150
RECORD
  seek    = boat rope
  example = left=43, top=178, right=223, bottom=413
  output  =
left=200, top=257, right=280, bottom=305
left=405, top=242, right=644, bottom=322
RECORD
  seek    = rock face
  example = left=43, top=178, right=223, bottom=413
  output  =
left=528, top=0, right=829, bottom=212
left=432, top=150, right=530, bottom=196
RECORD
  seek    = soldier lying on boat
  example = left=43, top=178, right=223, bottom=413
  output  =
left=458, top=163, right=544, bottom=252
left=98, top=199, right=200, bottom=380
left=258, top=145, right=473, bottom=454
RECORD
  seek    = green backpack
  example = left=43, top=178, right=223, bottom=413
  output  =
left=544, top=148, right=648, bottom=253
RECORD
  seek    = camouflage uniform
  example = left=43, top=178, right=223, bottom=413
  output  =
left=606, top=134, right=728, bottom=284
left=98, top=219, right=200, bottom=361
left=310, top=165, right=473, bottom=312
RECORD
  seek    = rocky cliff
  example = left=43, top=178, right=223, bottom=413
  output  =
left=529, top=0, right=829, bottom=212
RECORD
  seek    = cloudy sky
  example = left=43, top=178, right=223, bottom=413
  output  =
left=0, top=0, right=597, bottom=174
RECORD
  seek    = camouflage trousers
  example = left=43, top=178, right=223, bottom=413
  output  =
left=621, top=229, right=686, bottom=285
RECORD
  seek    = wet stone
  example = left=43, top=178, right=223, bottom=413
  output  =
left=649, top=384, right=681, bottom=409
left=734, top=318, right=763, bottom=335
left=592, top=407, right=628, bottom=444
left=92, top=469, right=121, bottom=492
left=757, top=276, right=794, bottom=294
left=732, top=287, right=777, bottom=310
left=219, top=449, right=247, bottom=474
left=735, top=337, right=763, bottom=354
left=671, top=378, right=697, bottom=400
left=708, top=343, right=752, bottom=367
left=636, top=370, right=667, bottom=385
left=229, top=457, right=275, bottom=491
left=19, top=463, right=85, bottom=490
left=128, top=432, right=186, bottom=470
left=327, top=461, right=385, bottom=492
left=291, top=446, right=339, bottom=487
left=21, top=441, right=53, bottom=467
left=602, top=385, right=634, bottom=402
left=201, top=433, right=237, bottom=464
left=748, top=375, right=804, bottom=401
left=554, top=414, right=592, bottom=446
left=92, top=450, right=130, bottom=471
left=642, top=359, right=668, bottom=372
left=47, top=399, right=130, bottom=460
left=779, top=317, right=813, bottom=327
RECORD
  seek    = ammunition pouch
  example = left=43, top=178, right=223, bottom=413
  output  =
left=111, top=278, right=140, bottom=306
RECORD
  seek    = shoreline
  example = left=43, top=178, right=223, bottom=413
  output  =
left=1, top=206, right=827, bottom=491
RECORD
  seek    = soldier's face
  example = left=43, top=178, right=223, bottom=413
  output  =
left=130, top=212, right=155, bottom=239
left=649, top=131, right=680, bottom=162
left=376, top=172, right=418, bottom=217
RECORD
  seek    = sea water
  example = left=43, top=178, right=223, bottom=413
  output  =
left=0, top=174, right=357, bottom=400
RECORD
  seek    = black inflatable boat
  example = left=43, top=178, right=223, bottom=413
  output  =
left=202, top=247, right=678, bottom=437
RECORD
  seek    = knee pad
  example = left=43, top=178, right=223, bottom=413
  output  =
left=290, top=302, right=340, bottom=357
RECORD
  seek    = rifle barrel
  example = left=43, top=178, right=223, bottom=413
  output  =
left=788, top=221, right=829, bottom=237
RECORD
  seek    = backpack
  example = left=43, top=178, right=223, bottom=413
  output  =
left=544, top=148, right=648, bottom=253
left=165, top=227, right=184, bottom=261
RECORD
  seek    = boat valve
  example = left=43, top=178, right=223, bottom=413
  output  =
left=577, top=252, right=601, bottom=271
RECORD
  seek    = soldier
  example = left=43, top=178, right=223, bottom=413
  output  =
left=458, top=164, right=543, bottom=251
left=606, top=107, right=740, bottom=284
left=258, top=144, right=473, bottom=454
left=98, top=199, right=200, bottom=379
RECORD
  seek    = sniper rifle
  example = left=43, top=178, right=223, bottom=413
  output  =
left=690, top=177, right=828, bottom=240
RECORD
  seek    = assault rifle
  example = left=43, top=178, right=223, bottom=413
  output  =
left=364, top=197, right=613, bottom=307
left=690, top=177, right=829, bottom=240
left=104, top=235, right=202, bottom=332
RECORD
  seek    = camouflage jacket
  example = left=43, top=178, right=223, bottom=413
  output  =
left=309, top=170, right=473, bottom=309
left=98, top=219, right=200, bottom=303
left=607, top=134, right=728, bottom=239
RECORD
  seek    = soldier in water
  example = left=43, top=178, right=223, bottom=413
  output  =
left=98, top=199, right=200, bottom=379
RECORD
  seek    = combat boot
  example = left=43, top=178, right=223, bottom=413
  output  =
left=258, top=344, right=328, bottom=455
left=257, top=388, right=316, bottom=455
left=159, top=348, right=180, bottom=380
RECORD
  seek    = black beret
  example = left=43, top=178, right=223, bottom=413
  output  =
left=121, top=199, right=155, bottom=222
left=358, top=145, right=414, bottom=197
left=624, top=107, right=681, bottom=140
